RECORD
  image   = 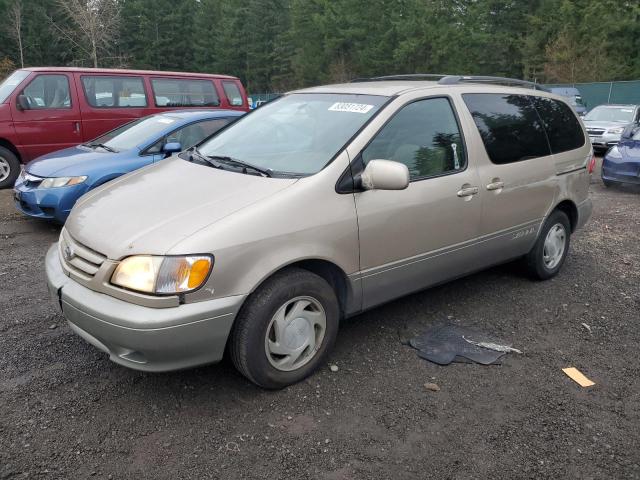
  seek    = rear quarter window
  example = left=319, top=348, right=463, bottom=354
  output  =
left=151, top=78, right=220, bottom=107
left=463, top=93, right=551, bottom=164
left=531, top=96, right=585, bottom=154
left=222, top=81, right=244, bottom=106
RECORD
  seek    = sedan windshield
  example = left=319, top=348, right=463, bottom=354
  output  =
left=198, top=93, right=388, bottom=175
left=584, top=106, right=636, bottom=123
left=88, top=115, right=179, bottom=152
left=0, top=70, right=29, bottom=103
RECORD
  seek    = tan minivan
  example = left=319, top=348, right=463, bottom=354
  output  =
left=46, top=75, right=594, bottom=388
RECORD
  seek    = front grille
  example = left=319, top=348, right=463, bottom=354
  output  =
left=59, top=228, right=107, bottom=279
left=587, top=128, right=605, bottom=136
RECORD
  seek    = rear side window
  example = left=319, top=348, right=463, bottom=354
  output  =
left=81, top=76, right=147, bottom=108
left=222, top=81, right=244, bottom=106
left=463, top=93, right=550, bottom=164
left=362, top=97, right=467, bottom=180
left=22, top=74, right=71, bottom=109
left=151, top=78, right=220, bottom=107
left=531, top=97, right=585, bottom=153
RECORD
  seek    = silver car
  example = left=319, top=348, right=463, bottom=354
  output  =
left=583, top=104, right=640, bottom=151
left=46, top=75, right=594, bottom=388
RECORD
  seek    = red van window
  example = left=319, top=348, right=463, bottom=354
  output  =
left=81, top=76, right=147, bottom=108
left=151, top=78, right=220, bottom=107
left=22, top=74, right=71, bottom=109
left=222, top=81, right=244, bottom=107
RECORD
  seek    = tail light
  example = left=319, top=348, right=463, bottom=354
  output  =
left=587, top=154, right=596, bottom=174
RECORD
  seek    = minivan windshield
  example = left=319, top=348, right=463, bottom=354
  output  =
left=584, top=106, right=635, bottom=123
left=198, top=93, right=388, bottom=175
left=87, top=115, right=179, bottom=152
left=0, top=70, right=29, bottom=103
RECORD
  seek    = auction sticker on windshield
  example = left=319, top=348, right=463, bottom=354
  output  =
left=328, top=102, right=374, bottom=114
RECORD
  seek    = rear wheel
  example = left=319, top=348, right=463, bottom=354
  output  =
left=229, top=268, right=339, bottom=389
left=0, top=146, right=20, bottom=189
left=524, top=210, right=571, bottom=280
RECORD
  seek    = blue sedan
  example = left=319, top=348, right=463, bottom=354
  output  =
left=602, top=125, right=640, bottom=187
left=14, top=110, right=243, bottom=223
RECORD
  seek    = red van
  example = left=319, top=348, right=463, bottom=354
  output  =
left=0, top=67, right=249, bottom=188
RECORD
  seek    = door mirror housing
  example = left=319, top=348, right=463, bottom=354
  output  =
left=16, top=94, right=30, bottom=111
left=360, top=159, right=410, bottom=191
left=162, top=142, right=182, bottom=154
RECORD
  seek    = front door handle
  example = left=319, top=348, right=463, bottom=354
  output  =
left=457, top=186, right=479, bottom=198
left=486, top=180, right=505, bottom=191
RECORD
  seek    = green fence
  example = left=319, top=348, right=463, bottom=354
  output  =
left=546, top=80, right=640, bottom=111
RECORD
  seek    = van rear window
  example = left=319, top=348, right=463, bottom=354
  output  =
left=151, top=78, right=220, bottom=107
left=82, top=76, right=147, bottom=108
left=463, top=93, right=551, bottom=164
left=531, top=97, right=585, bottom=154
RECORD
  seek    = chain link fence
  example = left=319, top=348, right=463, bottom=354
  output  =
left=546, top=80, right=640, bottom=110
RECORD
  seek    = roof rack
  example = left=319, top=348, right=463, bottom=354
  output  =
left=350, top=74, right=450, bottom=82
left=350, top=73, right=548, bottom=91
left=438, top=75, right=548, bottom=91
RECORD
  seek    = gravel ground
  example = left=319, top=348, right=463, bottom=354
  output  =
left=1, top=161, right=639, bottom=479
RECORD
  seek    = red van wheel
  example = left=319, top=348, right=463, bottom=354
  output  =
left=0, top=146, right=20, bottom=189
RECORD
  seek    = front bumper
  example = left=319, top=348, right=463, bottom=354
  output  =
left=588, top=132, right=621, bottom=150
left=602, top=158, right=640, bottom=185
left=46, top=244, right=246, bottom=372
left=13, top=181, right=88, bottom=223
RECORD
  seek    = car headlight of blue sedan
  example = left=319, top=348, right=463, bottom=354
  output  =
left=39, top=176, right=87, bottom=189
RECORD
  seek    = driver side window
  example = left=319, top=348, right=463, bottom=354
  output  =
left=22, top=74, right=71, bottom=109
left=362, top=97, right=466, bottom=180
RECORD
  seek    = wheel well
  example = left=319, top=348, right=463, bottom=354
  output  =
left=0, top=138, right=21, bottom=162
left=555, top=200, right=578, bottom=232
left=279, top=259, right=350, bottom=317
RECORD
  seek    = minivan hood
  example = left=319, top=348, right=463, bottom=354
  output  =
left=66, top=157, right=297, bottom=259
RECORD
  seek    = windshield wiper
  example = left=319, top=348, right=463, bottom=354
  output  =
left=87, top=142, right=117, bottom=153
left=207, top=155, right=272, bottom=178
left=185, top=147, right=225, bottom=170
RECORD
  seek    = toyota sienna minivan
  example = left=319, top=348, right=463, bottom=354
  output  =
left=46, top=75, right=594, bottom=389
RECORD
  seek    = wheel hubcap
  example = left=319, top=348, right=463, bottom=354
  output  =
left=543, top=223, right=566, bottom=270
left=265, top=296, right=327, bottom=372
left=0, top=157, right=10, bottom=182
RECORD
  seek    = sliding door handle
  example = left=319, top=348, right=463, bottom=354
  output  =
left=457, top=186, right=479, bottom=198
left=486, top=181, right=504, bottom=191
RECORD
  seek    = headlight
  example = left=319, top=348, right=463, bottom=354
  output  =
left=39, top=176, right=87, bottom=189
left=110, top=255, right=213, bottom=295
left=608, top=127, right=625, bottom=134
left=606, top=146, right=623, bottom=159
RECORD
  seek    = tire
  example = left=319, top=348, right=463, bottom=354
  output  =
left=0, top=146, right=20, bottom=189
left=602, top=178, right=614, bottom=188
left=229, top=268, right=339, bottom=389
left=524, top=210, right=571, bottom=280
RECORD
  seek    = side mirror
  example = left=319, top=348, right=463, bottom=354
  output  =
left=16, top=94, right=30, bottom=111
left=360, top=159, right=410, bottom=191
left=163, top=142, right=182, bottom=154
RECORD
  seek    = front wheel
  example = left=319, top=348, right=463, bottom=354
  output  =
left=0, top=146, right=20, bottom=189
left=602, top=178, right=615, bottom=188
left=229, top=268, right=339, bottom=389
left=524, top=210, right=571, bottom=280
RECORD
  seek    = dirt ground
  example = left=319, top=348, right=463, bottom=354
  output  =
left=1, top=160, right=639, bottom=480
